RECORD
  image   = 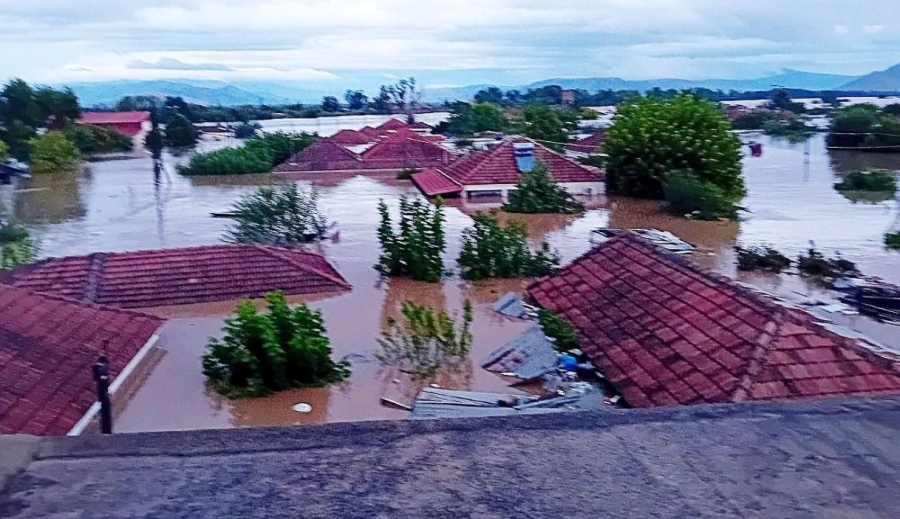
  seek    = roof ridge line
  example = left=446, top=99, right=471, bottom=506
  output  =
left=522, top=136, right=599, bottom=174
left=255, top=245, right=351, bottom=290
left=1, top=284, right=162, bottom=321
left=82, top=253, right=108, bottom=304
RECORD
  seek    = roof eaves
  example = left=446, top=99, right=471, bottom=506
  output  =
left=255, top=245, right=352, bottom=290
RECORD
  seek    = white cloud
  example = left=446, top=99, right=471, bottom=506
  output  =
left=0, top=0, right=898, bottom=84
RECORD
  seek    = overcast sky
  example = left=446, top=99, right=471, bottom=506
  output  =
left=1, top=0, right=898, bottom=88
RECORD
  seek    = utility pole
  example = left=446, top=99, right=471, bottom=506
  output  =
left=92, top=356, right=112, bottom=434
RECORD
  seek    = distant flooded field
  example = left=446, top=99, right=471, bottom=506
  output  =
left=2, top=131, right=898, bottom=432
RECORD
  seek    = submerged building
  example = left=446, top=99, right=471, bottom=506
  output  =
left=528, top=232, right=900, bottom=407
left=411, top=138, right=604, bottom=198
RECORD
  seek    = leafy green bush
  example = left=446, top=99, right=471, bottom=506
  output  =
left=761, top=118, right=814, bottom=142
left=28, top=131, right=81, bottom=174
left=797, top=246, right=859, bottom=282
left=834, top=170, right=897, bottom=193
left=735, top=246, right=791, bottom=273
left=180, top=132, right=315, bottom=175
left=202, top=291, right=350, bottom=397
left=376, top=301, right=472, bottom=379
left=604, top=93, right=744, bottom=201
left=886, top=232, right=900, bottom=250
left=538, top=309, right=579, bottom=352
left=662, top=170, right=738, bottom=220
left=396, top=167, right=420, bottom=180
left=458, top=212, right=559, bottom=280
left=511, top=105, right=571, bottom=149
left=0, top=219, right=36, bottom=270
left=827, top=104, right=900, bottom=149
left=503, top=161, right=584, bottom=214
left=375, top=196, right=445, bottom=282
left=225, top=185, right=330, bottom=245
left=0, top=140, right=10, bottom=161
left=65, top=124, right=133, bottom=155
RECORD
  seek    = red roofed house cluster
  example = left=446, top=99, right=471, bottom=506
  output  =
left=275, top=117, right=453, bottom=173
left=528, top=232, right=900, bottom=408
left=76, top=111, right=152, bottom=138
left=0, top=244, right=351, bottom=435
left=411, top=138, right=604, bottom=198
left=565, top=130, right=607, bottom=159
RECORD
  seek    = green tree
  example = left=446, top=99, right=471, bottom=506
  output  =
left=376, top=301, right=472, bottom=379
left=503, top=161, right=584, bottom=214
left=512, top=105, right=570, bottom=148
left=163, top=113, right=198, bottom=148
left=179, top=132, right=314, bottom=175
left=472, top=102, right=509, bottom=133
left=538, top=309, right=579, bottom=352
left=321, top=96, right=341, bottom=112
left=0, top=141, right=8, bottom=161
left=375, top=196, right=445, bottom=282
left=202, top=291, right=350, bottom=397
left=0, top=218, right=36, bottom=270
left=827, top=104, right=879, bottom=148
left=29, top=131, right=81, bottom=174
left=225, top=185, right=330, bottom=245
left=458, top=212, right=559, bottom=280
left=474, top=87, right=505, bottom=105
left=0, top=79, right=40, bottom=128
left=765, top=89, right=806, bottom=114
left=344, top=90, right=368, bottom=110
left=34, top=87, right=81, bottom=129
left=604, top=93, right=744, bottom=201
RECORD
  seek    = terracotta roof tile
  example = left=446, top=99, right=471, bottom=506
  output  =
left=440, top=138, right=602, bottom=186
left=360, top=132, right=453, bottom=169
left=565, top=130, right=607, bottom=155
left=527, top=232, right=900, bottom=408
left=77, top=111, right=151, bottom=125
left=326, top=129, right=372, bottom=145
left=0, top=285, right=162, bottom=435
left=376, top=118, right=408, bottom=132
left=1, top=245, right=351, bottom=309
left=274, top=139, right=363, bottom=172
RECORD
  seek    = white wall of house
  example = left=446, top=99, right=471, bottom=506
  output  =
left=463, top=181, right=605, bottom=198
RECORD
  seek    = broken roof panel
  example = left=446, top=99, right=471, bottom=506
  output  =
left=0, top=285, right=163, bottom=435
left=492, top=292, right=529, bottom=318
left=410, top=388, right=603, bottom=420
left=410, top=168, right=462, bottom=197
left=528, top=232, right=900, bottom=408
left=482, top=326, right=558, bottom=381
left=1, top=244, right=351, bottom=309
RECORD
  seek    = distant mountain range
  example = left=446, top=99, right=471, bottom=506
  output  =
left=63, top=65, right=900, bottom=107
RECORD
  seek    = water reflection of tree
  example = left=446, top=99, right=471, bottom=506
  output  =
left=13, top=171, right=86, bottom=224
left=607, top=197, right=739, bottom=250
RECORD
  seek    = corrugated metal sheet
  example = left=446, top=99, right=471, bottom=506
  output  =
left=492, top=292, right=527, bottom=318
left=410, top=388, right=605, bottom=420
left=482, top=326, right=558, bottom=381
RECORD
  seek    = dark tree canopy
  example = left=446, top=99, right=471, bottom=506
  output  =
left=343, top=90, right=368, bottom=110
left=163, top=113, right=198, bottom=148
left=321, top=96, right=341, bottom=112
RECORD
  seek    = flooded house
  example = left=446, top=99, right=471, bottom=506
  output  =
left=75, top=111, right=152, bottom=138
left=564, top=130, right=607, bottom=159
left=527, top=232, right=900, bottom=407
left=275, top=122, right=453, bottom=173
left=411, top=138, right=605, bottom=198
left=0, top=285, right=163, bottom=435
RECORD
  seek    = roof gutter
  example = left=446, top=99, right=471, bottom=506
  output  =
left=67, top=332, right=161, bottom=436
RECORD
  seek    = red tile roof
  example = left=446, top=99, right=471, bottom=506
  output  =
left=327, top=129, right=372, bottom=146
left=411, top=168, right=462, bottom=197
left=77, top=111, right=152, bottom=125
left=0, top=285, right=162, bottom=435
left=442, top=138, right=602, bottom=186
left=528, top=233, right=900, bottom=408
left=409, top=121, right=433, bottom=130
left=1, top=245, right=351, bottom=309
left=376, top=118, right=409, bottom=132
left=565, top=131, right=606, bottom=155
left=358, top=126, right=381, bottom=139
left=360, top=133, right=454, bottom=169
left=274, top=139, right=363, bottom=172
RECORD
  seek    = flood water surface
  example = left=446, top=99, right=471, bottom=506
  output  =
left=4, top=132, right=899, bottom=433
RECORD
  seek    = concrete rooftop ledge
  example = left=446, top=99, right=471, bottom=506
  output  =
left=3, top=397, right=900, bottom=518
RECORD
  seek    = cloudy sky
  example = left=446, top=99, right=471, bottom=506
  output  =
left=1, top=0, right=898, bottom=88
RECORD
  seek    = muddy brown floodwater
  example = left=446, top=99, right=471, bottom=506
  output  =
left=2, top=133, right=898, bottom=433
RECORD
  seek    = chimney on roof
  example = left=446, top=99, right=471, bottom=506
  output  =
left=513, top=142, right=535, bottom=173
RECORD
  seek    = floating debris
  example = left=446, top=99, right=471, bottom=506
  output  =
left=491, top=292, right=538, bottom=319
left=482, top=326, right=558, bottom=382
left=291, top=403, right=312, bottom=413
left=409, top=387, right=604, bottom=420
left=591, top=228, right=694, bottom=254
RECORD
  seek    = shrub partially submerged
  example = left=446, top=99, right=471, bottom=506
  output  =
left=202, top=291, right=350, bottom=398
left=503, top=161, right=584, bottom=214
left=663, top=170, right=738, bottom=221
left=538, top=309, right=579, bottom=352
left=376, top=301, right=473, bottom=379
left=735, top=246, right=792, bottom=273
left=180, top=132, right=315, bottom=175
left=886, top=232, right=900, bottom=250
left=458, top=212, right=560, bottom=280
left=797, top=246, right=859, bottom=283
left=0, top=219, right=36, bottom=270
left=834, top=170, right=898, bottom=194
left=224, top=184, right=331, bottom=245
left=376, top=196, right=445, bottom=283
